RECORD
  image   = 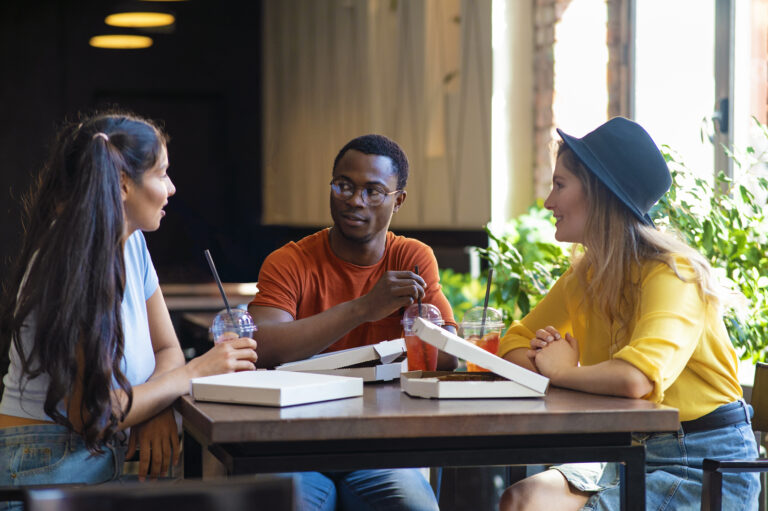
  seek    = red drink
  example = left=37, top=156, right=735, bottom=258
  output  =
left=401, top=303, right=444, bottom=372
left=405, top=334, right=438, bottom=371
left=465, top=331, right=500, bottom=372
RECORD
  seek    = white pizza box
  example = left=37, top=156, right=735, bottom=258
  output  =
left=275, top=339, right=407, bottom=382
left=191, top=370, right=363, bottom=407
left=276, top=338, right=406, bottom=371
left=294, top=360, right=407, bottom=382
left=400, top=317, right=549, bottom=399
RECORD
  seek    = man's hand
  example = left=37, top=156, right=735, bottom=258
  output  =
left=126, top=407, right=180, bottom=481
left=358, top=271, right=426, bottom=322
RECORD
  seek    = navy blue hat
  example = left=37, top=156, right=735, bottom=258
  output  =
left=556, top=117, right=671, bottom=226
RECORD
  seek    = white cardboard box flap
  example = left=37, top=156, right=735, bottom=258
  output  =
left=191, top=370, right=363, bottom=407
left=298, top=361, right=405, bottom=382
left=373, top=339, right=407, bottom=364
left=412, top=317, right=549, bottom=394
left=275, top=338, right=406, bottom=371
left=401, top=371, right=546, bottom=398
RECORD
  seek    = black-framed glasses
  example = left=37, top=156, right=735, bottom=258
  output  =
left=330, top=179, right=400, bottom=206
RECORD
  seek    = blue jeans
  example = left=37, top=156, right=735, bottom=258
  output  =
left=0, top=424, right=124, bottom=510
left=295, top=469, right=439, bottom=511
left=554, top=405, right=760, bottom=510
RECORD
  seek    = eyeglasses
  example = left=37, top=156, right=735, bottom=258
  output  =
left=330, top=179, right=400, bottom=206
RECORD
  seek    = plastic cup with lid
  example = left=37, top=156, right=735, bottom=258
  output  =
left=401, top=303, right=444, bottom=372
left=459, top=306, right=504, bottom=372
left=210, top=308, right=257, bottom=344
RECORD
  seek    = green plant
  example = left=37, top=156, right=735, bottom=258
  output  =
left=653, top=124, right=768, bottom=361
left=476, top=205, right=570, bottom=323
left=439, top=204, right=570, bottom=324
left=438, top=268, right=487, bottom=323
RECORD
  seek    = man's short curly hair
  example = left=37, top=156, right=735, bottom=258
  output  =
left=332, top=134, right=409, bottom=190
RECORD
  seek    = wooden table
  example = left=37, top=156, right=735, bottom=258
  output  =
left=177, top=382, right=678, bottom=511
left=161, top=282, right=257, bottom=313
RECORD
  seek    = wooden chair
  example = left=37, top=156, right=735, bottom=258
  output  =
left=701, top=362, right=768, bottom=511
left=13, top=475, right=295, bottom=511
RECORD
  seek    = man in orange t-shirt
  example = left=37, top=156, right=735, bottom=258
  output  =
left=248, top=134, right=455, bottom=511
left=249, top=134, right=457, bottom=369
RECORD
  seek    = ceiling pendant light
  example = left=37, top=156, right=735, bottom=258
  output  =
left=89, top=34, right=154, bottom=49
left=104, top=2, right=176, bottom=29
left=105, top=11, right=175, bottom=28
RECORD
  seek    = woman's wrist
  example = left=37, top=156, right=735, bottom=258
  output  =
left=546, top=365, right=576, bottom=387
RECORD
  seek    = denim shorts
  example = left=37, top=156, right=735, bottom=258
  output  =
left=552, top=402, right=760, bottom=511
left=0, top=423, right=125, bottom=510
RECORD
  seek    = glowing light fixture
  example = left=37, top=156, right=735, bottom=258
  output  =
left=105, top=12, right=175, bottom=28
left=89, top=35, right=154, bottom=49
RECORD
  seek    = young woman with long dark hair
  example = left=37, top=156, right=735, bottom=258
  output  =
left=0, top=112, right=257, bottom=506
left=498, top=118, right=759, bottom=510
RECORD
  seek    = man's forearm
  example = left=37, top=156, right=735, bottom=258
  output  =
left=250, top=300, right=369, bottom=368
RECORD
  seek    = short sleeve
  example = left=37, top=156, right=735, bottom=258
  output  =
left=128, top=231, right=158, bottom=301
left=613, top=258, right=706, bottom=403
left=249, top=244, right=304, bottom=318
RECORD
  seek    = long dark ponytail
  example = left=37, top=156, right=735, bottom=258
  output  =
left=0, top=111, right=167, bottom=452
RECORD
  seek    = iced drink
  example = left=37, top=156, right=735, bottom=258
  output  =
left=404, top=334, right=439, bottom=371
left=460, top=306, right=504, bottom=372
left=465, top=331, right=501, bottom=372
left=210, top=308, right=257, bottom=344
left=402, top=303, right=443, bottom=371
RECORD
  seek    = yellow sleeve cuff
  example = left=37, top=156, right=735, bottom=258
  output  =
left=614, top=346, right=663, bottom=403
left=498, top=321, right=536, bottom=358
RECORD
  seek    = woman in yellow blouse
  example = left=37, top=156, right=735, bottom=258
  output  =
left=498, top=118, right=759, bottom=511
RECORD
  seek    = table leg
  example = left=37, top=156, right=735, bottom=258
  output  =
left=183, top=431, right=202, bottom=479
left=620, top=445, right=646, bottom=511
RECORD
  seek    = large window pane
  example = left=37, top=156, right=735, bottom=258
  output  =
left=553, top=0, right=608, bottom=138
left=634, top=0, right=715, bottom=178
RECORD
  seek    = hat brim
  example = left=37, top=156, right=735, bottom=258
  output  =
left=556, top=128, right=655, bottom=226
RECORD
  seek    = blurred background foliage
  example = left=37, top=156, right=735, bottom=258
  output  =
left=440, top=118, right=768, bottom=361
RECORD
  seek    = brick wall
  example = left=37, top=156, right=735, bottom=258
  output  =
left=532, top=0, right=571, bottom=199
left=531, top=0, right=631, bottom=199
left=606, top=0, right=632, bottom=119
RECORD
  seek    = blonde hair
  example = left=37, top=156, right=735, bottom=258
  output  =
left=557, top=144, right=727, bottom=352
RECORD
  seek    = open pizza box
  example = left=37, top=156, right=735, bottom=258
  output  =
left=275, top=338, right=407, bottom=382
left=401, top=317, right=550, bottom=399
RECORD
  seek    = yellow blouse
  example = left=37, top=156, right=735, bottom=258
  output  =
left=498, top=256, right=742, bottom=421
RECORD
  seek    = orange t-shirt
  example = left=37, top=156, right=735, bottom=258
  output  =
left=249, top=228, right=457, bottom=353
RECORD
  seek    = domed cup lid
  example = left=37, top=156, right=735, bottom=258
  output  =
left=210, top=308, right=257, bottom=340
left=460, top=306, right=504, bottom=329
left=401, top=302, right=444, bottom=328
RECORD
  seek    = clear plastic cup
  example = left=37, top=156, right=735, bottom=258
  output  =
left=460, top=306, right=504, bottom=372
left=210, top=308, right=257, bottom=344
left=401, top=303, right=444, bottom=371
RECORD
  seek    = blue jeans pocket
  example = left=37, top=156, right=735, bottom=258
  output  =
left=12, top=441, right=68, bottom=475
left=0, top=425, right=121, bottom=487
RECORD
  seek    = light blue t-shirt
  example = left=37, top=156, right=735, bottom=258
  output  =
left=0, top=231, right=159, bottom=420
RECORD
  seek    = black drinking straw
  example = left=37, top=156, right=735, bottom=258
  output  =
left=204, top=249, right=234, bottom=321
left=480, top=268, right=494, bottom=336
left=414, top=265, right=421, bottom=317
